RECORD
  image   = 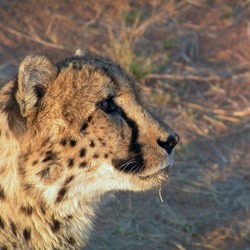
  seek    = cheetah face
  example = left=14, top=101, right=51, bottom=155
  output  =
left=9, top=50, right=179, bottom=202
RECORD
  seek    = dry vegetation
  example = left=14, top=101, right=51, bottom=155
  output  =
left=0, top=0, right=250, bottom=249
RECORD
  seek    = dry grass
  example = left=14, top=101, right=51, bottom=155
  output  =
left=105, top=7, right=162, bottom=79
left=0, top=1, right=250, bottom=249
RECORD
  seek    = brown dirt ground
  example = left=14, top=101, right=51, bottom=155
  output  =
left=0, top=1, right=250, bottom=249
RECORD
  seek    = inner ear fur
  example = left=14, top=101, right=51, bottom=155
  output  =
left=16, top=55, right=58, bottom=117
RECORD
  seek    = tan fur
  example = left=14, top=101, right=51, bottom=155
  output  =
left=0, top=50, right=179, bottom=249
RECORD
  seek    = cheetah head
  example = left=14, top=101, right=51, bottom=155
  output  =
left=4, top=50, right=179, bottom=205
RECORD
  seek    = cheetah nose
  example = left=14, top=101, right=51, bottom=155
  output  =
left=157, top=133, right=180, bottom=155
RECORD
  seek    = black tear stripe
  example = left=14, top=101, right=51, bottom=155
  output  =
left=23, top=228, right=31, bottom=241
left=112, top=109, right=145, bottom=174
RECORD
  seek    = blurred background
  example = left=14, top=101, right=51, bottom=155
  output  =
left=0, top=0, right=250, bottom=249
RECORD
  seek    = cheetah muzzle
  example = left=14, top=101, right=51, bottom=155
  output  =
left=0, top=49, right=179, bottom=249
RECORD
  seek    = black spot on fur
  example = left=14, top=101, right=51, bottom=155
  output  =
left=90, top=141, right=95, bottom=147
left=37, top=167, right=50, bottom=179
left=67, top=159, right=74, bottom=168
left=0, top=216, right=5, bottom=229
left=10, top=221, right=17, bottom=236
left=23, top=228, right=31, bottom=241
left=80, top=122, right=88, bottom=132
left=70, top=139, right=77, bottom=147
left=60, top=139, right=67, bottom=146
left=50, top=217, right=61, bottom=232
left=67, top=237, right=76, bottom=246
left=104, top=154, right=109, bottom=158
left=93, top=154, right=99, bottom=158
left=87, top=116, right=93, bottom=122
left=98, top=138, right=106, bottom=146
left=42, top=155, right=53, bottom=162
left=79, top=148, right=86, bottom=158
left=42, top=151, right=57, bottom=162
left=64, top=176, right=74, bottom=185
left=79, top=161, right=87, bottom=168
left=32, top=160, right=38, bottom=166
left=56, top=187, right=67, bottom=203
left=20, top=204, right=33, bottom=216
left=40, top=204, right=46, bottom=215
left=0, top=186, right=5, bottom=200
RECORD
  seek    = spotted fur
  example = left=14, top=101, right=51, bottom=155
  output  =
left=0, top=50, right=179, bottom=249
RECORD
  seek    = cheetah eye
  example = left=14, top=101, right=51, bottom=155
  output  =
left=97, top=97, right=118, bottom=114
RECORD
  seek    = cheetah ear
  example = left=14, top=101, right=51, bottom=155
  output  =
left=16, top=55, right=58, bottom=117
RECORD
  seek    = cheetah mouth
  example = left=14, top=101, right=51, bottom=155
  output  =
left=139, top=166, right=170, bottom=180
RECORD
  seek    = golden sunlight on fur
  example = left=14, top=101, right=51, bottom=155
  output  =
left=0, top=49, right=179, bottom=249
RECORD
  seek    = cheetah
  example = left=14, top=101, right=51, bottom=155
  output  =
left=0, top=49, right=179, bottom=249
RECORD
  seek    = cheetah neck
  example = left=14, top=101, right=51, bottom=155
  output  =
left=0, top=101, right=98, bottom=249
left=0, top=118, right=98, bottom=249
left=0, top=91, right=99, bottom=250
